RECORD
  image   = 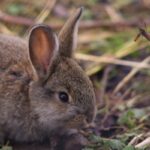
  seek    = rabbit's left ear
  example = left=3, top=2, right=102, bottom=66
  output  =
left=29, top=25, right=59, bottom=80
left=58, top=7, right=83, bottom=58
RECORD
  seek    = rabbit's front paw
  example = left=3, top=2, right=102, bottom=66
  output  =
left=55, top=132, right=88, bottom=150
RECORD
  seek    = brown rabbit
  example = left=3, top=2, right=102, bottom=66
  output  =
left=0, top=7, right=96, bottom=147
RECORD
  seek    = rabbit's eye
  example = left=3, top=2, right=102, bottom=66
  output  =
left=59, top=92, right=69, bottom=103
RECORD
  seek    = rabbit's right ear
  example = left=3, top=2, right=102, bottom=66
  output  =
left=58, top=7, right=83, bottom=58
left=29, top=25, right=59, bottom=80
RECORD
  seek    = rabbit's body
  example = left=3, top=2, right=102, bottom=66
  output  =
left=0, top=8, right=96, bottom=146
left=0, top=34, right=45, bottom=143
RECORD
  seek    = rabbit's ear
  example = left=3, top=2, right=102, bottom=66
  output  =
left=58, top=7, right=83, bottom=58
left=29, top=25, right=59, bottom=80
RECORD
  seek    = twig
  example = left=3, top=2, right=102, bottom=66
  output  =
left=119, top=87, right=132, bottom=100
left=128, top=134, right=143, bottom=145
left=76, top=53, right=150, bottom=69
left=35, top=0, right=56, bottom=24
left=0, top=11, right=34, bottom=26
left=125, top=95, right=142, bottom=108
left=104, top=4, right=125, bottom=22
left=1, top=10, right=150, bottom=30
left=135, top=137, right=150, bottom=148
left=100, top=66, right=112, bottom=102
left=135, top=26, right=150, bottom=41
left=113, top=56, right=150, bottom=94
left=23, top=0, right=57, bottom=37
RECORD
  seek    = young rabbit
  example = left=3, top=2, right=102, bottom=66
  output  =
left=0, top=7, right=96, bottom=146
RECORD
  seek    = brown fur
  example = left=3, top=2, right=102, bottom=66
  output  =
left=0, top=7, right=96, bottom=147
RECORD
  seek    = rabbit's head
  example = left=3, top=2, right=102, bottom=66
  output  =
left=28, top=8, right=96, bottom=133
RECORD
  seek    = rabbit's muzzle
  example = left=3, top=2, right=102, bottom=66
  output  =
left=65, top=114, right=86, bottom=129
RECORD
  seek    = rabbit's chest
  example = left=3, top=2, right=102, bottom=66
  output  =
left=4, top=115, right=43, bottom=143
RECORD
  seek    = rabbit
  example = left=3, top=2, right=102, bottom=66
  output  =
left=0, top=7, right=96, bottom=147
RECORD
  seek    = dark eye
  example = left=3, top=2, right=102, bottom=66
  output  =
left=59, top=92, right=69, bottom=103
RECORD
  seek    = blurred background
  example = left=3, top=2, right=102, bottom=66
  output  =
left=0, top=0, right=150, bottom=149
